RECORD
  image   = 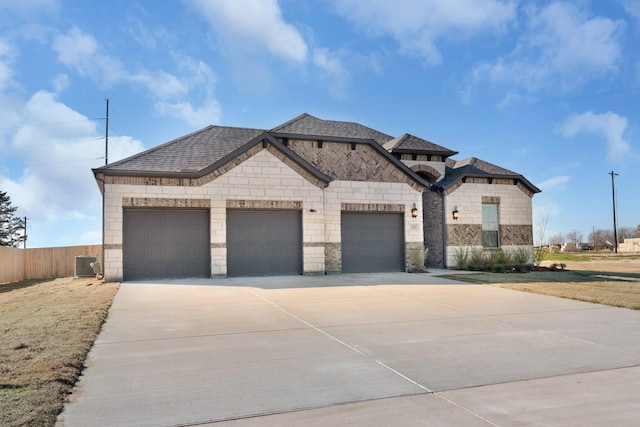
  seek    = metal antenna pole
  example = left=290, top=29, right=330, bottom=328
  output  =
left=609, top=171, right=619, bottom=253
left=105, top=99, right=109, bottom=165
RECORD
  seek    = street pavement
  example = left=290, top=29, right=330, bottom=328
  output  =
left=57, top=272, right=640, bottom=426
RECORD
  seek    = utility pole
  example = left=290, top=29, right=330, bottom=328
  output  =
left=609, top=171, right=619, bottom=253
left=105, top=99, right=109, bottom=165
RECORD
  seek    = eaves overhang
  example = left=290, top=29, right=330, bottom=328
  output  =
left=440, top=172, right=541, bottom=195
left=93, top=132, right=332, bottom=187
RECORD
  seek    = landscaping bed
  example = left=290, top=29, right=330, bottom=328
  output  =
left=440, top=253, right=640, bottom=310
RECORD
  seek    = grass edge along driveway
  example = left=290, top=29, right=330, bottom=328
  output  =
left=0, top=277, right=119, bottom=427
left=440, top=266, right=640, bottom=310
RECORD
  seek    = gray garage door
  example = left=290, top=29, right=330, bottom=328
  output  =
left=341, top=212, right=404, bottom=273
left=123, top=209, right=210, bottom=281
left=226, top=210, right=302, bottom=277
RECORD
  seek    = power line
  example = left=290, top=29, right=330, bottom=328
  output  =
left=1, top=157, right=106, bottom=170
left=2, top=137, right=104, bottom=151
left=0, top=118, right=104, bottom=132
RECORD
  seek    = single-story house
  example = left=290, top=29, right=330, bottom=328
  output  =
left=93, top=113, right=540, bottom=281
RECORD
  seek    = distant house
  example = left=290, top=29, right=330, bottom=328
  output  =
left=93, top=113, right=540, bottom=281
left=619, top=238, right=640, bottom=253
left=561, top=242, right=578, bottom=252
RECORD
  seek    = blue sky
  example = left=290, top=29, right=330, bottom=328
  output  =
left=0, top=0, right=638, bottom=248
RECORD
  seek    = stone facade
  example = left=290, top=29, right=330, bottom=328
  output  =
left=422, top=190, right=445, bottom=268
left=101, top=146, right=424, bottom=280
left=443, top=181, right=534, bottom=267
left=97, top=113, right=538, bottom=279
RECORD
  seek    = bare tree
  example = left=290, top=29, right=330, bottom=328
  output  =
left=533, top=213, right=549, bottom=266
left=566, top=229, right=583, bottom=246
left=589, top=228, right=612, bottom=250
left=617, top=226, right=634, bottom=242
left=548, top=233, right=564, bottom=246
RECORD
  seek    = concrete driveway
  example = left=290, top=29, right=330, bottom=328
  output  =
left=58, top=272, right=640, bottom=426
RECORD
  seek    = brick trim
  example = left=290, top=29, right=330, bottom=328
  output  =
left=104, top=244, right=122, bottom=250
left=447, top=224, right=482, bottom=246
left=445, top=180, right=535, bottom=197
left=500, top=225, right=533, bottom=245
left=303, top=242, right=325, bottom=247
left=103, top=144, right=329, bottom=189
left=226, top=199, right=302, bottom=210
left=341, top=203, right=405, bottom=213
left=210, top=243, right=226, bottom=249
left=122, top=197, right=211, bottom=208
left=482, top=196, right=500, bottom=204
left=266, top=145, right=329, bottom=189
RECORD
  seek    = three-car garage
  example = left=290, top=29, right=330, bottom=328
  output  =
left=122, top=208, right=405, bottom=281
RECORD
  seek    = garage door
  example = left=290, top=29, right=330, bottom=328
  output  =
left=341, top=212, right=404, bottom=273
left=123, top=209, right=210, bottom=280
left=226, top=210, right=302, bottom=277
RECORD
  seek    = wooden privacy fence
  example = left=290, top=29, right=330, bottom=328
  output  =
left=0, top=244, right=102, bottom=284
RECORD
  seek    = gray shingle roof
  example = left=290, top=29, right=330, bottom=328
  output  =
left=440, top=157, right=540, bottom=193
left=271, top=113, right=393, bottom=145
left=96, top=125, right=265, bottom=173
left=383, top=133, right=458, bottom=156
left=93, top=113, right=538, bottom=196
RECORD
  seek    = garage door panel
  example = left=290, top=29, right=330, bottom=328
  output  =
left=123, top=209, right=210, bottom=281
left=341, top=212, right=404, bottom=273
left=227, top=210, right=302, bottom=277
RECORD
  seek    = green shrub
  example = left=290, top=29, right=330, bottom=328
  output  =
left=511, top=247, right=531, bottom=266
left=410, top=246, right=429, bottom=269
left=469, top=247, right=487, bottom=270
left=493, top=264, right=508, bottom=273
left=453, top=247, right=470, bottom=270
left=489, top=248, right=512, bottom=267
left=533, top=246, right=549, bottom=267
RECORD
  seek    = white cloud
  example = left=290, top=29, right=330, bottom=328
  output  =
left=51, top=27, right=221, bottom=125
left=332, top=0, right=516, bottom=65
left=313, top=48, right=351, bottom=100
left=536, top=175, right=570, bottom=192
left=0, top=39, right=16, bottom=91
left=155, top=99, right=222, bottom=128
left=130, top=70, right=188, bottom=100
left=472, top=3, right=624, bottom=96
left=623, top=1, right=640, bottom=21
left=51, top=73, right=69, bottom=93
left=0, top=91, right=143, bottom=223
left=0, top=0, right=58, bottom=17
left=52, top=27, right=126, bottom=86
left=558, top=111, right=631, bottom=162
left=189, top=0, right=308, bottom=62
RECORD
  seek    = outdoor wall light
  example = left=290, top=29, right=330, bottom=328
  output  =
left=411, top=204, right=418, bottom=218
left=452, top=206, right=459, bottom=220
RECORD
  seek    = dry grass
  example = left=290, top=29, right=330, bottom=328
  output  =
left=440, top=253, right=640, bottom=310
left=0, top=277, right=119, bottom=427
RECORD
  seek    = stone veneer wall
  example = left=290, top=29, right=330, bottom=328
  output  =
left=444, top=181, right=534, bottom=267
left=287, top=139, right=424, bottom=192
left=422, top=190, right=445, bottom=268
left=101, top=147, right=424, bottom=280
left=323, top=182, right=423, bottom=274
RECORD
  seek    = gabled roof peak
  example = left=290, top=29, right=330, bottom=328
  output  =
left=442, top=156, right=540, bottom=194
left=271, top=113, right=393, bottom=145
left=383, top=133, right=457, bottom=156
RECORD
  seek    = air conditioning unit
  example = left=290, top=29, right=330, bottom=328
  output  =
left=75, top=255, right=97, bottom=277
